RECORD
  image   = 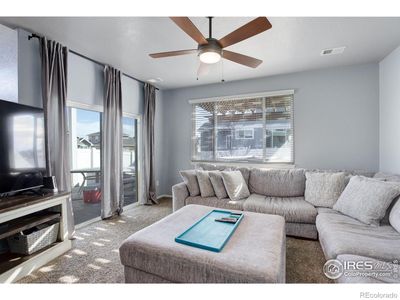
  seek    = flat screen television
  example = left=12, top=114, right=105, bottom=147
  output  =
left=0, top=99, right=46, bottom=196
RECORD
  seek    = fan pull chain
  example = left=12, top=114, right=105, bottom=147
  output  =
left=221, top=55, right=225, bottom=83
left=197, top=59, right=199, bottom=81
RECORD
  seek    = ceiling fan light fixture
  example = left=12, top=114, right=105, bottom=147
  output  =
left=198, top=38, right=222, bottom=64
left=149, top=17, right=269, bottom=70
left=199, top=50, right=221, bottom=64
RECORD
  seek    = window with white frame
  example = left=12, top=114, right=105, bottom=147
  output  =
left=191, top=91, right=294, bottom=163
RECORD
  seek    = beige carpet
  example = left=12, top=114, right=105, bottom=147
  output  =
left=18, top=198, right=331, bottom=283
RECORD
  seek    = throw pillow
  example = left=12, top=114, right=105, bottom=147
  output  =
left=372, top=173, right=400, bottom=225
left=305, top=172, right=347, bottom=208
left=195, top=170, right=215, bottom=198
left=233, top=167, right=250, bottom=185
left=209, top=171, right=229, bottom=199
left=389, top=198, right=400, bottom=233
left=333, top=176, right=400, bottom=226
left=221, top=170, right=250, bottom=201
left=179, top=170, right=200, bottom=197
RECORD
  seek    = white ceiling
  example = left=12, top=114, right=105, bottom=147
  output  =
left=1, top=17, right=400, bottom=90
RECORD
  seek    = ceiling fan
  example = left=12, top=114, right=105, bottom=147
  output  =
left=149, top=17, right=272, bottom=76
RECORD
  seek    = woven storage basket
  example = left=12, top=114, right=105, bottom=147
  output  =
left=7, top=222, right=59, bottom=255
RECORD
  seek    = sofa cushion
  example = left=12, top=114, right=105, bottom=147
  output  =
left=381, top=195, right=400, bottom=226
left=333, top=176, right=400, bottom=226
left=179, top=170, right=200, bottom=197
left=209, top=171, right=228, bottom=199
left=234, top=167, right=250, bottom=185
left=389, top=198, right=400, bottom=234
left=308, top=169, right=374, bottom=187
left=316, top=207, right=340, bottom=214
left=221, top=171, right=250, bottom=201
left=196, top=162, right=227, bottom=171
left=195, top=170, right=215, bottom=198
left=316, top=209, right=400, bottom=261
left=243, top=194, right=317, bottom=223
left=249, top=168, right=306, bottom=197
left=373, top=172, right=400, bottom=225
left=305, top=172, right=346, bottom=208
left=374, top=172, right=400, bottom=182
left=285, top=222, right=318, bottom=240
left=185, top=196, right=245, bottom=211
left=336, top=255, right=400, bottom=283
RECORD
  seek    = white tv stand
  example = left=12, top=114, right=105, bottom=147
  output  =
left=0, top=192, right=72, bottom=283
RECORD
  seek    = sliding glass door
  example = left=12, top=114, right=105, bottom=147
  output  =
left=122, top=116, right=138, bottom=206
left=69, top=107, right=102, bottom=225
left=68, top=107, right=139, bottom=225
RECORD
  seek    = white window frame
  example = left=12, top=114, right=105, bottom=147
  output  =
left=190, top=90, right=295, bottom=165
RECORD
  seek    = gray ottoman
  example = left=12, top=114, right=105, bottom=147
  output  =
left=119, top=204, right=286, bottom=283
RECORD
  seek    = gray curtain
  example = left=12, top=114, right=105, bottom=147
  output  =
left=101, top=66, right=124, bottom=218
left=142, top=83, right=158, bottom=205
left=40, top=37, right=74, bottom=238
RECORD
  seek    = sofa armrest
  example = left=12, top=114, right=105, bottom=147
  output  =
left=172, top=182, right=189, bottom=212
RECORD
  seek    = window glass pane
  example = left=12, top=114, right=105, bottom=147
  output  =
left=265, top=95, right=293, bottom=162
left=215, top=98, right=264, bottom=161
left=192, top=103, right=214, bottom=161
left=192, top=93, right=294, bottom=163
left=70, top=108, right=101, bottom=225
left=122, top=117, right=137, bottom=206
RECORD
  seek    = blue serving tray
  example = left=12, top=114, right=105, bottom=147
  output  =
left=175, top=209, right=244, bottom=252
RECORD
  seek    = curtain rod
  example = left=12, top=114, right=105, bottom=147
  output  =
left=28, top=33, right=159, bottom=90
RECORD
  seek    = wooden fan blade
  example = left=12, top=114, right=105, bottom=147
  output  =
left=149, top=49, right=197, bottom=58
left=222, top=50, right=262, bottom=68
left=197, top=62, right=210, bottom=78
left=219, top=17, right=272, bottom=48
left=170, top=17, right=208, bottom=45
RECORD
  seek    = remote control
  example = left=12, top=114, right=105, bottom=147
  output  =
left=215, top=217, right=237, bottom=224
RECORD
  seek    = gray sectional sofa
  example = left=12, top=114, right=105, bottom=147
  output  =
left=172, top=165, right=400, bottom=283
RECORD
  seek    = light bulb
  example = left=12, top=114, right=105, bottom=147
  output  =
left=199, top=51, right=221, bottom=64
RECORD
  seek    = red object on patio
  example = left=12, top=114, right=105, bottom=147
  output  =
left=83, top=189, right=101, bottom=204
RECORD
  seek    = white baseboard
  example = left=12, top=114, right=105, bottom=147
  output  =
left=157, top=194, right=172, bottom=199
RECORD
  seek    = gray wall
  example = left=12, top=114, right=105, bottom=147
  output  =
left=0, top=27, right=42, bottom=107
left=68, top=52, right=144, bottom=115
left=121, top=75, right=144, bottom=115
left=379, top=45, right=400, bottom=174
left=158, top=63, right=380, bottom=194
left=0, top=24, right=18, bottom=103
left=17, top=29, right=42, bottom=108
left=68, top=53, right=104, bottom=107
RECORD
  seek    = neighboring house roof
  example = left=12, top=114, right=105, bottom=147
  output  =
left=87, top=131, right=100, bottom=137
left=87, top=131, right=134, bottom=139
left=77, top=137, right=93, bottom=147
left=82, top=132, right=136, bottom=148
left=123, top=137, right=136, bottom=148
